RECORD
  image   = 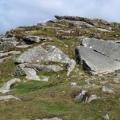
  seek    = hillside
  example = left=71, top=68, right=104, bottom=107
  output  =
left=0, top=16, right=120, bottom=120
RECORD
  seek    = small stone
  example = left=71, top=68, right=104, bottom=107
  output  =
left=87, top=94, right=99, bottom=103
left=75, top=90, right=99, bottom=103
left=113, top=75, right=120, bottom=83
left=36, top=117, right=62, bottom=120
left=75, top=90, right=89, bottom=103
left=71, top=82, right=77, bottom=87
left=0, top=95, right=21, bottom=101
left=67, top=59, right=76, bottom=76
left=39, top=76, right=49, bottom=82
left=102, top=84, right=114, bottom=93
left=102, top=114, right=110, bottom=120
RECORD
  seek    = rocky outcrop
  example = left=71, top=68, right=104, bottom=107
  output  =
left=15, top=45, right=76, bottom=76
left=55, top=16, right=111, bottom=27
left=55, top=16, right=94, bottom=25
left=0, top=41, right=16, bottom=52
left=76, top=38, right=120, bottom=74
left=0, top=15, right=120, bottom=120
left=0, top=37, right=18, bottom=44
left=0, top=37, right=18, bottom=52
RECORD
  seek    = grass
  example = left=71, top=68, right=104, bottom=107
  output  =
left=0, top=64, right=119, bottom=120
left=0, top=17, right=120, bottom=120
left=0, top=59, right=16, bottom=83
left=0, top=79, right=119, bottom=120
left=0, top=66, right=117, bottom=120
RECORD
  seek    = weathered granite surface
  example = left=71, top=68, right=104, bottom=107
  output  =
left=75, top=46, right=120, bottom=74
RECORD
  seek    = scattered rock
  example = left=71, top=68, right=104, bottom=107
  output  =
left=75, top=90, right=98, bottom=103
left=39, top=76, right=49, bottom=82
left=0, top=41, right=16, bottom=52
left=87, top=94, right=98, bottom=103
left=113, top=75, right=120, bottom=83
left=102, top=84, right=114, bottom=93
left=70, top=82, right=77, bottom=87
left=0, top=95, right=21, bottom=101
left=102, top=114, right=110, bottom=120
left=0, top=78, right=21, bottom=93
left=75, top=90, right=89, bottom=103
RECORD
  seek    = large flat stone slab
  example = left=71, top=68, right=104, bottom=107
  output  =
left=81, top=38, right=120, bottom=61
left=75, top=46, right=120, bottom=74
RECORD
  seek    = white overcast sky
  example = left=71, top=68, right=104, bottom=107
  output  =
left=0, top=0, right=120, bottom=33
